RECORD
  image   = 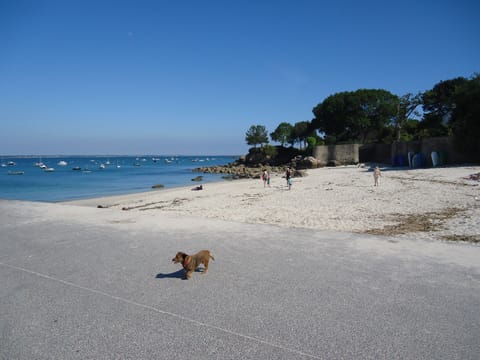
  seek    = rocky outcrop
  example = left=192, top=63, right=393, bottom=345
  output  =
left=193, top=163, right=283, bottom=179
left=192, top=146, right=331, bottom=179
left=193, top=155, right=325, bottom=179
left=289, top=156, right=327, bottom=169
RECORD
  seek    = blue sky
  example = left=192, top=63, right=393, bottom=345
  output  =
left=1, top=0, right=479, bottom=155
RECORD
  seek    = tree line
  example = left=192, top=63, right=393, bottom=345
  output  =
left=245, top=74, right=480, bottom=156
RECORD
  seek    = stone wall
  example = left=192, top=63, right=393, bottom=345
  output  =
left=360, top=136, right=473, bottom=166
left=359, top=143, right=391, bottom=164
left=306, top=137, right=475, bottom=167
left=390, top=136, right=468, bottom=166
left=313, top=143, right=360, bottom=164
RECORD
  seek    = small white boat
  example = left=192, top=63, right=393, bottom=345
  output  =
left=44, top=167, right=55, bottom=172
left=57, top=160, right=68, bottom=166
left=8, top=170, right=24, bottom=175
left=7, top=161, right=16, bottom=166
left=99, top=163, right=105, bottom=169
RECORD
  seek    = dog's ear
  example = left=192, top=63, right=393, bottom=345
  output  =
left=179, top=252, right=187, bottom=260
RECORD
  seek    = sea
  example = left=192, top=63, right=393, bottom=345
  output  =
left=0, top=155, right=238, bottom=202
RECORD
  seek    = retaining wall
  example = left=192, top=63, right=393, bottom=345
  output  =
left=313, top=144, right=359, bottom=164
left=317, top=137, right=475, bottom=166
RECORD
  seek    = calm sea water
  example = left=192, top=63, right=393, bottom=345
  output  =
left=0, top=155, right=237, bottom=202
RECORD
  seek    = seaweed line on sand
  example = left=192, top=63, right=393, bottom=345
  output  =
left=120, top=198, right=189, bottom=211
left=361, top=207, right=466, bottom=237
left=387, top=176, right=477, bottom=187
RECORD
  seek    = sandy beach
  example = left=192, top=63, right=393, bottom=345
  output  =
left=67, top=164, right=480, bottom=243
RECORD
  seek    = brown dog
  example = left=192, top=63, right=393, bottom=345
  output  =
left=172, top=250, right=214, bottom=279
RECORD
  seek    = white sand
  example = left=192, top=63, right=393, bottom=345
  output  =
left=66, top=165, right=480, bottom=242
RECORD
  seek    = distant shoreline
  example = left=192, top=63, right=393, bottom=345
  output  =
left=0, top=154, right=242, bottom=159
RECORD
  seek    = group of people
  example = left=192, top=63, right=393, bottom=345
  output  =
left=262, top=168, right=293, bottom=190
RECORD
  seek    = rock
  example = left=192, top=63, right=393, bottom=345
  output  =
left=294, top=169, right=307, bottom=177
left=191, top=176, right=203, bottom=181
left=302, top=156, right=319, bottom=168
left=327, top=160, right=341, bottom=167
left=152, top=184, right=165, bottom=189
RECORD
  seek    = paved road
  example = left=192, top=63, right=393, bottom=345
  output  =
left=1, top=200, right=479, bottom=359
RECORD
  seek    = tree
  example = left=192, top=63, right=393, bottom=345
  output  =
left=420, top=77, right=469, bottom=137
left=449, top=74, right=480, bottom=156
left=270, top=122, right=293, bottom=146
left=394, top=93, right=422, bottom=141
left=312, top=89, right=399, bottom=143
left=291, top=121, right=311, bottom=148
left=245, top=125, right=269, bottom=148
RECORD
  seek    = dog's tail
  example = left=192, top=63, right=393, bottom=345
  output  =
left=210, top=254, right=215, bottom=261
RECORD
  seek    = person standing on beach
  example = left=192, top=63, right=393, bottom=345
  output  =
left=373, top=166, right=382, bottom=186
left=262, top=169, right=270, bottom=188
left=286, top=167, right=292, bottom=190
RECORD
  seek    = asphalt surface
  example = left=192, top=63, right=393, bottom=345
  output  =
left=1, top=200, right=479, bottom=359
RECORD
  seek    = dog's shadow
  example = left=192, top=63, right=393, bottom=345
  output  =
left=155, top=268, right=204, bottom=280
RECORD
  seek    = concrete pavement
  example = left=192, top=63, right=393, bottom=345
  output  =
left=1, top=200, right=479, bottom=359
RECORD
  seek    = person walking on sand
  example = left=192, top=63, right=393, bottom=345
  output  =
left=286, top=167, right=292, bottom=190
left=262, top=169, right=270, bottom=188
left=373, top=166, right=382, bottom=186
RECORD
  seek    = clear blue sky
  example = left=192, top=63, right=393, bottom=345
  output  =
left=1, top=0, right=479, bottom=155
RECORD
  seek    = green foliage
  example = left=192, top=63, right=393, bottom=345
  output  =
left=306, top=136, right=317, bottom=155
left=270, top=122, right=293, bottom=146
left=400, top=119, right=420, bottom=141
left=420, top=77, right=469, bottom=138
left=306, top=136, right=317, bottom=148
left=324, top=135, right=336, bottom=145
left=256, top=73, right=478, bottom=156
left=394, top=93, right=422, bottom=140
left=449, top=74, right=480, bottom=155
left=245, top=125, right=269, bottom=148
left=291, top=121, right=311, bottom=148
left=262, top=144, right=278, bottom=158
left=312, top=89, right=399, bottom=144
left=422, top=77, right=468, bottom=119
